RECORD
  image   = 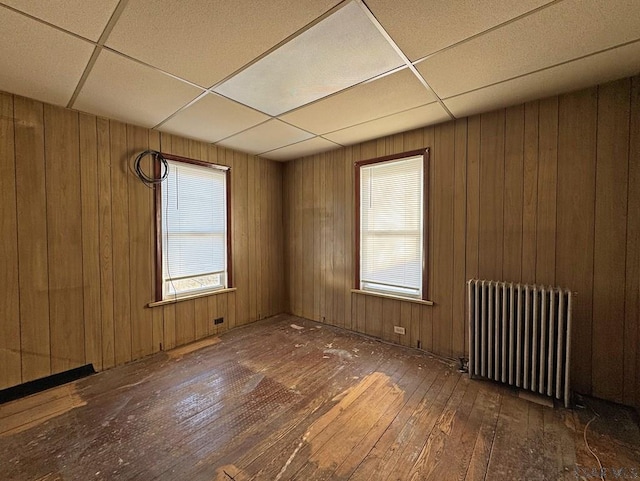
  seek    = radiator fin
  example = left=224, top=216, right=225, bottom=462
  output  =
left=468, top=279, right=573, bottom=407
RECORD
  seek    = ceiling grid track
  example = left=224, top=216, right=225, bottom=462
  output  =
left=356, top=0, right=456, bottom=121
left=66, top=0, right=130, bottom=109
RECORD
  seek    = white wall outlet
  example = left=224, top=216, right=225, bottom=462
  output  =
left=394, top=326, right=406, bottom=335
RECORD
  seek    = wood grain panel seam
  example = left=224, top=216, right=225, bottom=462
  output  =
left=9, top=94, right=23, bottom=384
left=42, top=104, right=53, bottom=374
left=76, top=110, right=87, bottom=366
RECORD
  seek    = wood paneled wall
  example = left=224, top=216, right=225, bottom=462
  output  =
left=0, top=92, right=285, bottom=390
left=283, top=76, right=640, bottom=408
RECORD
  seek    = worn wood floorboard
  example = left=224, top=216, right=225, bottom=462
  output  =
left=0, top=315, right=638, bottom=481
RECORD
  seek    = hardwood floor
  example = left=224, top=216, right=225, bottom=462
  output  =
left=1, top=314, right=638, bottom=480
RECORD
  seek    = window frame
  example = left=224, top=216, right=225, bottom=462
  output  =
left=154, top=153, right=233, bottom=302
left=354, top=148, right=429, bottom=301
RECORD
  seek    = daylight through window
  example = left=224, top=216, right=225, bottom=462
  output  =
left=159, top=157, right=230, bottom=300
left=356, top=149, right=428, bottom=299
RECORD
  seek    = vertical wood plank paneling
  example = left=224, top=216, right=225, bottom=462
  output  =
left=478, top=110, right=505, bottom=281
left=556, top=88, right=598, bottom=395
left=452, top=118, right=468, bottom=358
left=503, top=105, right=524, bottom=283
left=521, top=101, right=539, bottom=283
left=313, top=155, right=322, bottom=321
left=317, top=154, right=326, bottom=323
left=466, top=115, right=481, bottom=284
left=592, top=79, right=630, bottom=402
left=344, top=145, right=356, bottom=330
left=410, top=304, right=422, bottom=350
left=128, top=125, right=153, bottom=360
left=260, top=157, right=268, bottom=319
left=323, top=153, right=334, bottom=324
left=293, top=158, right=302, bottom=317
left=44, top=105, right=84, bottom=373
left=283, top=163, right=292, bottom=313
left=366, top=296, right=382, bottom=339
left=222, top=147, right=238, bottom=330
left=536, top=97, right=558, bottom=285
left=14, top=96, right=50, bottom=381
left=302, top=157, right=314, bottom=320
left=109, top=120, right=132, bottom=365
left=234, top=151, right=249, bottom=325
left=263, top=157, right=271, bottom=318
left=334, top=150, right=345, bottom=328
left=215, top=293, right=227, bottom=335
left=148, top=130, right=163, bottom=352
left=626, top=76, right=640, bottom=407
left=432, top=122, right=455, bottom=357
left=275, top=162, right=285, bottom=315
left=247, top=155, right=257, bottom=322
left=0, top=92, right=21, bottom=388
left=79, top=113, right=102, bottom=371
left=97, top=118, right=115, bottom=367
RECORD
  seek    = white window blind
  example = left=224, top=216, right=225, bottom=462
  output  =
left=360, top=155, right=424, bottom=298
left=162, top=160, right=227, bottom=299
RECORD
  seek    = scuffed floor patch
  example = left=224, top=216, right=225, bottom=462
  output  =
left=0, top=384, right=86, bottom=437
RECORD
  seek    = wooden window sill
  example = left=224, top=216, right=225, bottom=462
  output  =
left=148, top=287, right=237, bottom=308
left=350, top=289, right=434, bottom=306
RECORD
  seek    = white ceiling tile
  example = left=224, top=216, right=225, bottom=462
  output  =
left=1, top=0, right=119, bottom=41
left=366, top=0, right=552, bottom=60
left=280, top=68, right=436, bottom=134
left=261, top=137, right=340, bottom=161
left=217, top=120, right=313, bottom=155
left=159, top=93, right=269, bottom=143
left=324, top=102, right=450, bottom=146
left=0, top=8, right=93, bottom=106
left=444, top=40, right=640, bottom=118
left=106, top=0, right=340, bottom=87
left=417, top=0, right=640, bottom=99
left=74, top=50, right=203, bottom=128
left=214, top=1, right=405, bottom=116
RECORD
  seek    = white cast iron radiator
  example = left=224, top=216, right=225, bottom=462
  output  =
left=467, top=279, right=573, bottom=407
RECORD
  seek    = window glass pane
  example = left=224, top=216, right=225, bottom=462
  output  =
left=360, top=155, right=423, bottom=297
left=162, top=160, right=227, bottom=298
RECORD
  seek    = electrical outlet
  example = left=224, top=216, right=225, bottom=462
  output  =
left=214, top=317, right=224, bottom=325
left=393, top=326, right=406, bottom=335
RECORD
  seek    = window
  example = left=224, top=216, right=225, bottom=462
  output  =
left=155, top=154, right=231, bottom=301
left=355, top=149, right=428, bottom=300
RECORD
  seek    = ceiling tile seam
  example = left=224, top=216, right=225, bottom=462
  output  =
left=211, top=118, right=275, bottom=145
left=151, top=90, right=215, bottom=130
left=204, top=90, right=276, bottom=117
left=320, top=100, right=440, bottom=136
left=271, top=65, right=408, bottom=118
left=99, top=45, right=208, bottom=91
left=67, top=0, right=130, bottom=109
left=0, top=2, right=99, bottom=44
left=277, top=118, right=334, bottom=139
left=356, top=0, right=455, bottom=120
left=66, top=46, right=103, bottom=109
left=319, top=135, right=345, bottom=147
left=441, top=36, right=640, bottom=103
left=410, top=0, right=565, bottom=65
left=205, top=0, right=351, bottom=92
left=212, top=117, right=319, bottom=148
left=258, top=136, right=343, bottom=157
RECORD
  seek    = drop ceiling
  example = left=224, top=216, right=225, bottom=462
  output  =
left=1, top=0, right=639, bottom=161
